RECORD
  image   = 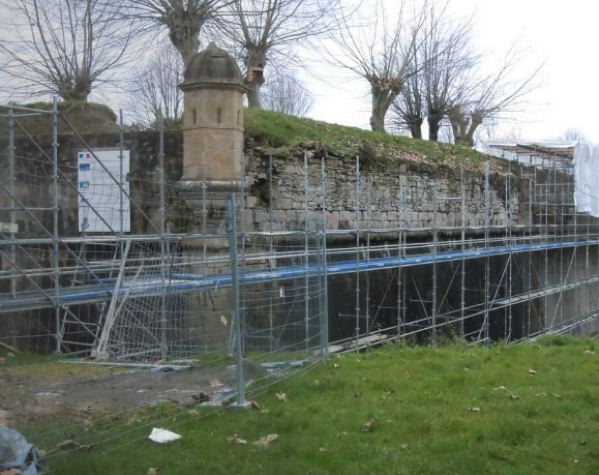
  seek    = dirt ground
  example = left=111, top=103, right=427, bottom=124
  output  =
left=0, top=356, right=265, bottom=431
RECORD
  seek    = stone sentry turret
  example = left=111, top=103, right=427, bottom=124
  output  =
left=176, top=42, right=249, bottom=229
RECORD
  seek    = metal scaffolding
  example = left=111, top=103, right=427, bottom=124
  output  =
left=1, top=102, right=598, bottom=363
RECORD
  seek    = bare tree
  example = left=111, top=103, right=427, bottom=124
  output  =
left=0, top=0, right=133, bottom=101
left=389, top=60, right=424, bottom=138
left=262, top=67, right=313, bottom=116
left=111, top=0, right=230, bottom=66
left=129, top=43, right=183, bottom=126
left=421, top=11, right=474, bottom=141
left=327, top=0, right=428, bottom=132
left=220, top=0, right=340, bottom=108
left=390, top=4, right=474, bottom=141
left=448, top=44, right=542, bottom=147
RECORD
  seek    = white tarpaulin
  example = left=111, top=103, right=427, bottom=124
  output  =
left=574, top=144, right=599, bottom=217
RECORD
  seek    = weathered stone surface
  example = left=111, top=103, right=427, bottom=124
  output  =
left=242, top=145, right=534, bottom=240
left=2, top=130, right=568, bottom=243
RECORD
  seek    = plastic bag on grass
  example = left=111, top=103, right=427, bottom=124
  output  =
left=0, top=427, right=43, bottom=475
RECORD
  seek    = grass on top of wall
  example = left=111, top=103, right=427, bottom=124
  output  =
left=244, top=108, right=488, bottom=164
left=46, top=335, right=599, bottom=475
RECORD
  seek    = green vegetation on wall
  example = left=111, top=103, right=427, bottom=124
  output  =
left=245, top=108, right=488, bottom=164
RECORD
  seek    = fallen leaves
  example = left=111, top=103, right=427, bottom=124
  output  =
left=253, top=433, right=279, bottom=447
left=227, top=434, right=248, bottom=445
left=361, top=418, right=375, bottom=432
left=1, top=469, right=22, bottom=475
left=191, top=391, right=210, bottom=403
left=57, top=439, right=93, bottom=450
left=275, top=392, right=288, bottom=402
left=227, top=433, right=279, bottom=447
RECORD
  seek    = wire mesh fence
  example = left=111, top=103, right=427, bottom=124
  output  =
left=2, top=101, right=599, bottom=464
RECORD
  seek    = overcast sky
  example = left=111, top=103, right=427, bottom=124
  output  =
left=2, top=0, right=596, bottom=143
left=302, top=0, right=599, bottom=143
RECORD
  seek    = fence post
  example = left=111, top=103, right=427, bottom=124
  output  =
left=320, top=154, right=329, bottom=359
left=227, top=193, right=246, bottom=406
left=158, top=113, right=168, bottom=358
left=7, top=107, right=17, bottom=347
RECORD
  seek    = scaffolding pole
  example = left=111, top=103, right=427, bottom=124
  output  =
left=52, top=97, right=61, bottom=353
left=483, top=160, right=490, bottom=344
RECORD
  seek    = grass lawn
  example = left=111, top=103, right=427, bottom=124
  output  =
left=43, top=336, right=599, bottom=474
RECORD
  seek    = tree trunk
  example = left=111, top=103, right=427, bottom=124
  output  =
left=449, top=108, right=483, bottom=147
left=465, top=112, right=483, bottom=147
left=448, top=107, right=469, bottom=146
left=370, top=89, right=393, bottom=133
left=245, top=47, right=267, bottom=109
left=177, top=40, right=200, bottom=69
left=409, top=120, right=423, bottom=139
left=58, top=78, right=91, bottom=102
left=454, top=120, right=480, bottom=147
left=427, top=115, right=442, bottom=142
left=169, top=23, right=201, bottom=68
left=454, top=135, right=472, bottom=146
left=247, top=83, right=262, bottom=108
left=370, top=112, right=386, bottom=132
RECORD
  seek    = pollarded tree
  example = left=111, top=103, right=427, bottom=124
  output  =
left=390, top=3, right=475, bottom=141
left=448, top=44, right=542, bottom=147
left=389, top=73, right=424, bottom=138
left=421, top=9, right=474, bottom=141
left=219, top=0, right=340, bottom=108
left=0, top=0, right=133, bottom=101
left=111, top=0, right=230, bottom=67
left=327, top=0, right=428, bottom=132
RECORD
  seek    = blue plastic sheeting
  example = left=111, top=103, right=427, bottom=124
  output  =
left=0, top=427, right=43, bottom=475
left=53, top=239, right=599, bottom=305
